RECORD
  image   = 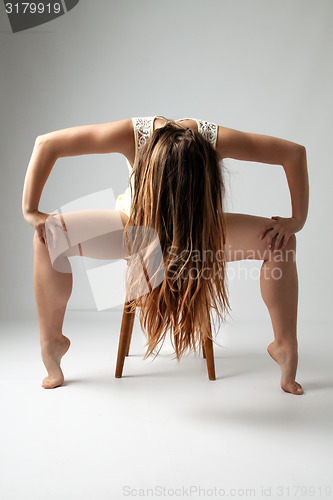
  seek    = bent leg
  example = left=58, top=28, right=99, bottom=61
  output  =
left=33, top=208, right=130, bottom=388
left=224, top=213, right=303, bottom=395
left=48, top=209, right=130, bottom=272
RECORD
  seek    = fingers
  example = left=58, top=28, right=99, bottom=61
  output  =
left=266, top=229, right=280, bottom=250
left=259, top=221, right=276, bottom=240
left=280, top=234, right=290, bottom=250
left=259, top=228, right=269, bottom=240
left=262, top=220, right=279, bottom=250
left=46, top=225, right=58, bottom=249
left=274, top=232, right=284, bottom=250
left=34, top=220, right=46, bottom=246
left=45, top=214, right=63, bottom=249
left=266, top=230, right=290, bottom=251
left=34, top=213, right=66, bottom=248
left=259, top=226, right=283, bottom=251
left=37, top=227, right=47, bottom=246
left=260, top=216, right=294, bottom=251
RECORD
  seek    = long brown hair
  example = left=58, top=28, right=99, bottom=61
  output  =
left=123, top=118, right=230, bottom=361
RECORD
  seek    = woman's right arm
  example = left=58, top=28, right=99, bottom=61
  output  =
left=22, top=118, right=135, bottom=244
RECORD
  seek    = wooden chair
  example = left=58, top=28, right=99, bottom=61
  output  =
left=115, top=299, right=216, bottom=380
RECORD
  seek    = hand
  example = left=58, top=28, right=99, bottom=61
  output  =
left=259, top=216, right=302, bottom=251
left=23, top=209, right=63, bottom=248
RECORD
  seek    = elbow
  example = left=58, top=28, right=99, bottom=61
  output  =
left=296, top=144, right=307, bottom=157
left=35, top=133, right=53, bottom=146
left=285, top=144, right=307, bottom=165
left=34, top=134, right=57, bottom=158
left=282, top=144, right=307, bottom=170
left=35, top=135, right=44, bottom=146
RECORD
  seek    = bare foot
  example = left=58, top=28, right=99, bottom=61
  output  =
left=267, top=341, right=304, bottom=395
left=41, top=335, right=71, bottom=389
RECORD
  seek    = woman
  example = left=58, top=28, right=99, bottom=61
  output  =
left=22, top=115, right=309, bottom=394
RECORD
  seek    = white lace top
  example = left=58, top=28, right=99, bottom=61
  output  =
left=115, top=115, right=219, bottom=217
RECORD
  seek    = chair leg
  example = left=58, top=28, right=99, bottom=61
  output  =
left=115, top=300, right=136, bottom=378
left=126, top=328, right=133, bottom=356
left=202, top=343, right=206, bottom=359
left=204, top=335, right=216, bottom=381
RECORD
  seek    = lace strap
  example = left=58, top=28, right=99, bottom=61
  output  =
left=197, top=119, right=218, bottom=149
left=176, top=117, right=218, bottom=149
left=132, top=116, right=155, bottom=165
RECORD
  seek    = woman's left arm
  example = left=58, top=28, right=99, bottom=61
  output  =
left=215, top=125, right=309, bottom=250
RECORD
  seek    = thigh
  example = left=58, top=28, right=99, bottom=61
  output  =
left=47, top=210, right=273, bottom=269
left=47, top=209, right=130, bottom=264
left=224, top=213, right=273, bottom=262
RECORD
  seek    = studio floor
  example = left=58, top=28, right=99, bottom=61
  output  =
left=0, top=312, right=332, bottom=500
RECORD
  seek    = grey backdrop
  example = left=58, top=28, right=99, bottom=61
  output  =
left=0, top=0, right=332, bottom=322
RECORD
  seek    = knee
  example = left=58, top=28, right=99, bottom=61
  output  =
left=269, top=233, right=296, bottom=265
left=283, top=234, right=297, bottom=263
left=264, top=234, right=296, bottom=265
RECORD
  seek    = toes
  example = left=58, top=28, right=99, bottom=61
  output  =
left=281, top=381, right=304, bottom=395
left=42, top=377, right=64, bottom=389
left=295, top=382, right=304, bottom=394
